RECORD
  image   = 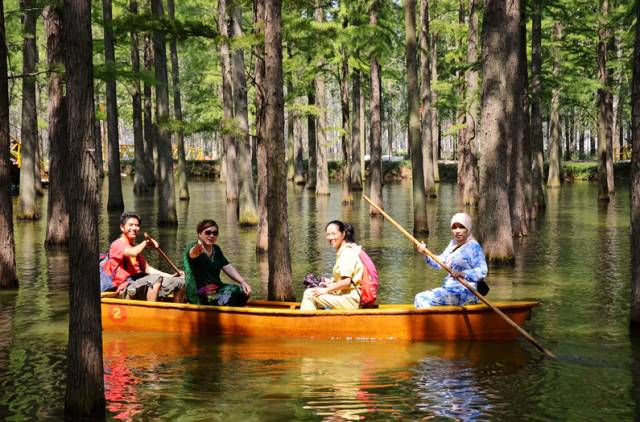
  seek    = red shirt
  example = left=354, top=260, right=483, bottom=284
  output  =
left=105, top=237, right=147, bottom=287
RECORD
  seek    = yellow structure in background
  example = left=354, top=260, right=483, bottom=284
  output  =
left=118, top=144, right=206, bottom=160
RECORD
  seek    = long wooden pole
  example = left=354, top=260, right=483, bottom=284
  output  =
left=143, top=232, right=181, bottom=274
left=362, top=195, right=556, bottom=359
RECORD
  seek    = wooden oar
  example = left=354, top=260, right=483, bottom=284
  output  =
left=362, top=194, right=556, bottom=359
left=143, top=232, right=182, bottom=275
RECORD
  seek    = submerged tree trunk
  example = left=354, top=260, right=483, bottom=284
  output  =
left=232, top=0, right=257, bottom=225
left=350, top=71, right=362, bottom=191
left=63, top=0, right=105, bottom=416
left=340, top=53, right=352, bottom=204
left=264, top=0, right=294, bottom=301
left=143, top=34, right=156, bottom=188
left=103, top=0, right=124, bottom=211
left=630, top=0, right=640, bottom=331
left=530, top=0, right=545, bottom=217
left=151, top=0, right=177, bottom=225
left=0, top=0, right=18, bottom=287
left=305, top=91, right=317, bottom=190
left=219, top=0, right=238, bottom=202
left=405, top=0, right=428, bottom=234
left=369, top=0, right=383, bottom=216
left=419, top=0, right=435, bottom=196
left=478, top=0, right=514, bottom=263
left=314, top=2, right=329, bottom=196
left=130, top=0, right=148, bottom=194
left=293, top=96, right=305, bottom=185
left=168, top=0, right=189, bottom=200
left=255, top=0, right=268, bottom=252
left=44, top=5, right=69, bottom=245
left=18, top=0, right=39, bottom=220
left=547, top=22, right=562, bottom=189
left=458, top=0, right=479, bottom=206
left=597, top=0, right=614, bottom=201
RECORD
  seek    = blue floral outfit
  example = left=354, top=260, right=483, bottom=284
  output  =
left=414, top=238, right=488, bottom=308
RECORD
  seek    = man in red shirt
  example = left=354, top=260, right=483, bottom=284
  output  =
left=102, top=212, right=185, bottom=302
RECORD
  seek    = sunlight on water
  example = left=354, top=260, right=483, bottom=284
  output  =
left=0, top=179, right=636, bottom=420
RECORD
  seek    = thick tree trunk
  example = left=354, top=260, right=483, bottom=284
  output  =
left=530, top=0, right=545, bottom=216
left=44, top=5, right=69, bottom=246
left=630, top=0, right=640, bottom=331
left=597, top=0, right=615, bottom=200
left=255, top=0, right=268, bottom=252
left=18, top=0, right=39, bottom=220
left=130, top=0, right=149, bottom=194
left=0, top=0, right=18, bottom=287
left=305, top=91, right=317, bottom=190
left=168, top=0, right=189, bottom=200
left=219, top=0, right=238, bottom=202
left=314, top=2, right=329, bottom=196
left=264, top=0, right=294, bottom=301
left=151, top=0, right=178, bottom=225
left=232, top=0, right=257, bottom=225
left=340, top=54, right=352, bottom=204
left=507, top=0, right=530, bottom=237
left=547, top=22, right=562, bottom=189
left=419, top=0, right=435, bottom=196
left=405, top=0, right=428, bottom=234
left=350, top=71, right=362, bottom=191
left=458, top=0, right=479, bottom=206
left=478, top=0, right=514, bottom=263
left=103, top=0, right=124, bottom=211
left=62, top=0, right=105, bottom=416
left=369, top=1, right=383, bottom=216
left=143, top=34, right=156, bottom=187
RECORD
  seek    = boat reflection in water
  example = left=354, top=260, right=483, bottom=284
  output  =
left=103, top=332, right=529, bottom=420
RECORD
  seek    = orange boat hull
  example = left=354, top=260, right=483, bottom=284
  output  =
left=101, top=297, right=539, bottom=341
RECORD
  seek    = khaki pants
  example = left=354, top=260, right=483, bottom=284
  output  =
left=299, top=288, right=360, bottom=310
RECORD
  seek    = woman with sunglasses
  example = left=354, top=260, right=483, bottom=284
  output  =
left=183, top=219, right=252, bottom=306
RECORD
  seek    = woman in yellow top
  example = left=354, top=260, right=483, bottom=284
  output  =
left=300, top=220, right=364, bottom=310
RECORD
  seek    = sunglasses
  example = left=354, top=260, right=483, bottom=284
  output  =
left=203, top=229, right=219, bottom=236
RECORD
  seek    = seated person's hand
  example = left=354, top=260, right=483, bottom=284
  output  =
left=147, top=238, right=159, bottom=249
left=173, top=270, right=185, bottom=278
left=451, top=270, right=464, bottom=279
left=240, top=280, right=252, bottom=296
left=417, top=242, right=427, bottom=256
left=116, top=281, right=129, bottom=294
left=310, top=287, right=329, bottom=297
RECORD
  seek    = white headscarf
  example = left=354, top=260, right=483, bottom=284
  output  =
left=450, top=212, right=472, bottom=232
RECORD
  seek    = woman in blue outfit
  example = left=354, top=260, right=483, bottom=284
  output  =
left=414, top=212, right=487, bottom=308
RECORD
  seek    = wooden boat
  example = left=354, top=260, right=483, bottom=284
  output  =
left=101, top=293, right=539, bottom=341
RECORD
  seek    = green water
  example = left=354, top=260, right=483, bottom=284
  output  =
left=0, top=179, right=637, bottom=421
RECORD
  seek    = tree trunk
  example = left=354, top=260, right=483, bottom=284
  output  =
left=547, top=22, right=562, bottom=188
left=293, top=96, right=305, bottom=185
left=305, top=90, right=317, bottom=190
left=103, top=0, right=124, bottom=211
left=340, top=53, right=352, bottom=204
left=314, top=1, right=329, bottom=196
left=530, top=0, right=545, bottom=216
left=44, top=5, right=69, bottom=246
left=478, top=0, right=514, bottom=263
left=0, top=0, right=18, bottom=287
left=143, top=34, right=156, bottom=187
left=219, top=0, right=238, bottom=202
left=458, top=0, right=479, bottom=206
left=419, top=0, right=435, bottom=196
left=62, top=0, right=105, bottom=416
left=360, top=83, right=366, bottom=181
left=405, top=0, right=428, bottom=234
left=264, top=0, right=294, bottom=301
left=255, top=0, right=268, bottom=252
left=430, top=33, right=440, bottom=183
left=130, top=0, right=149, bottom=194
left=168, top=0, right=189, bottom=200
left=597, top=0, right=614, bottom=201
left=507, top=0, right=529, bottom=237
left=350, top=71, right=362, bottom=191
left=286, top=89, right=294, bottom=181
left=630, top=0, right=640, bottom=331
left=151, top=0, right=178, bottom=225
left=18, top=0, right=39, bottom=220
left=232, top=0, right=257, bottom=225
left=369, top=1, right=383, bottom=216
